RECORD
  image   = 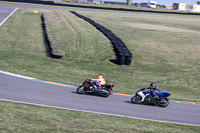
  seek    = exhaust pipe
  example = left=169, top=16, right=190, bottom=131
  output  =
left=99, top=89, right=108, bottom=93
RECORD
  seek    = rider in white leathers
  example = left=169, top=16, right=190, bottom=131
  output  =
left=90, top=75, right=106, bottom=89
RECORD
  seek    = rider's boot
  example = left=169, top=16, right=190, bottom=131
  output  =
left=153, top=95, right=158, bottom=99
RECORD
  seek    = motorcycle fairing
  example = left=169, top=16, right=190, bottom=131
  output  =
left=157, top=92, right=171, bottom=98
left=84, top=82, right=90, bottom=88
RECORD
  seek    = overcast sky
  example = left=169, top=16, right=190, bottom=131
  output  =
left=105, top=0, right=199, bottom=5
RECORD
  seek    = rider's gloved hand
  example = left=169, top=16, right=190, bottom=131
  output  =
left=141, top=87, right=147, bottom=91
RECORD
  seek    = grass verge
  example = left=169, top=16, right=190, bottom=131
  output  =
left=0, top=100, right=200, bottom=133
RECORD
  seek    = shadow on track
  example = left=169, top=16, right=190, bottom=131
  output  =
left=71, top=91, right=109, bottom=98
left=124, top=100, right=158, bottom=107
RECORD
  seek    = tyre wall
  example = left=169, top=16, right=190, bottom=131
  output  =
left=70, top=11, right=132, bottom=65
left=42, top=13, right=64, bottom=59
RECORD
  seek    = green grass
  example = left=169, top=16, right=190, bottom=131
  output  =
left=0, top=5, right=200, bottom=133
left=43, top=10, right=111, bottom=63
left=78, top=11, right=200, bottom=102
left=0, top=100, right=200, bottom=133
left=0, top=8, right=200, bottom=102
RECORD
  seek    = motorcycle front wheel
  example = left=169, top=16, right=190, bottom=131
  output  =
left=99, top=89, right=111, bottom=97
left=131, top=95, right=142, bottom=104
left=156, top=98, right=170, bottom=107
left=76, top=86, right=85, bottom=94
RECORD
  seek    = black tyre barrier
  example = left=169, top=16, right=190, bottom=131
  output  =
left=118, top=53, right=125, bottom=65
left=124, top=49, right=133, bottom=65
left=41, top=13, right=64, bottom=59
left=2, top=0, right=54, bottom=4
left=70, top=11, right=133, bottom=65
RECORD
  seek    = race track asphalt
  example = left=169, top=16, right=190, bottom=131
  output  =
left=0, top=4, right=17, bottom=25
left=0, top=3, right=200, bottom=127
left=0, top=72, right=200, bottom=126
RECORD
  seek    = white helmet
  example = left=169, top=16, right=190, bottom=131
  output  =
left=97, top=75, right=103, bottom=79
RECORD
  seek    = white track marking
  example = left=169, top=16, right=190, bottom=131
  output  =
left=0, top=7, right=19, bottom=27
left=0, top=98, right=199, bottom=127
left=0, top=70, right=36, bottom=80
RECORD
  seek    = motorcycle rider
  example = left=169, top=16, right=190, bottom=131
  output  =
left=138, top=82, right=160, bottom=102
left=148, top=82, right=160, bottom=97
left=90, top=75, right=106, bottom=88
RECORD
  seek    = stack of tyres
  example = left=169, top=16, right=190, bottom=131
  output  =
left=124, top=49, right=132, bottom=65
left=118, top=52, right=125, bottom=65
left=113, top=44, right=121, bottom=55
left=106, top=33, right=114, bottom=40
left=70, top=11, right=132, bottom=65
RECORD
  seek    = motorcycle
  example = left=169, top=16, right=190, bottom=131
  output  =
left=76, top=79, right=114, bottom=97
left=131, top=88, right=171, bottom=107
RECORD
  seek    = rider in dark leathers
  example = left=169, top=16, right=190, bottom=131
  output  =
left=147, top=82, right=160, bottom=98
left=141, top=82, right=160, bottom=100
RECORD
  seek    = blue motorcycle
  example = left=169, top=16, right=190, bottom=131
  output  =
left=131, top=88, right=171, bottom=107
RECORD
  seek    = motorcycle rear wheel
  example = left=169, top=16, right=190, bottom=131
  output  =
left=156, top=98, right=170, bottom=107
left=131, top=95, right=142, bottom=104
left=99, top=89, right=111, bottom=97
left=76, top=86, right=85, bottom=94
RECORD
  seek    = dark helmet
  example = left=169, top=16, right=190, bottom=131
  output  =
left=150, top=82, right=156, bottom=87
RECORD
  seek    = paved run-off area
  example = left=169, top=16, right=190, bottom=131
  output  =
left=0, top=71, right=199, bottom=126
left=0, top=5, right=18, bottom=26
